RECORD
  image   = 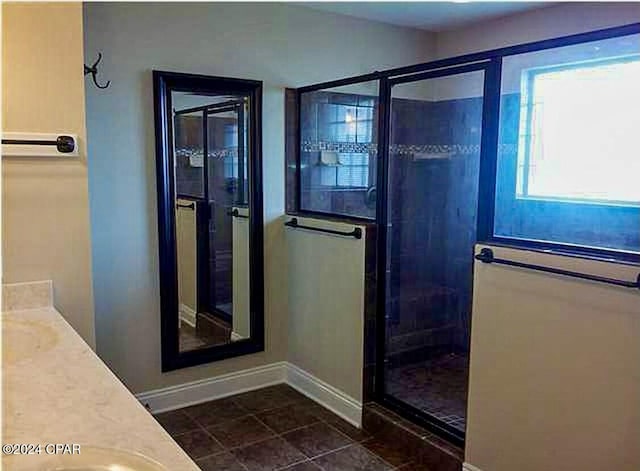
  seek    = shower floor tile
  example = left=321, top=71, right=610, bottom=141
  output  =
left=386, top=352, right=469, bottom=433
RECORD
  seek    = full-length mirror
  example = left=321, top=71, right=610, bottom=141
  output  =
left=153, top=71, right=263, bottom=371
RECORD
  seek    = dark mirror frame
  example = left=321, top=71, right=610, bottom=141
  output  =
left=153, top=70, right=264, bottom=372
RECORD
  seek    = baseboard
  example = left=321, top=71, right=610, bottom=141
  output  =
left=463, top=463, right=484, bottom=471
left=179, top=303, right=196, bottom=328
left=137, top=362, right=286, bottom=413
left=285, top=363, right=362, bottom=427
left=135, top=361, right=363, bottom=428
left=231, top=331, right=244, bottom=341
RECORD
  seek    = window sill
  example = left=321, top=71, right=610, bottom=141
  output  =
left=515, top=195, right=640, bottom=209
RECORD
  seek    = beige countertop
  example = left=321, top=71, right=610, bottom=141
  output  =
left=2, top=287, right=200, bottom=470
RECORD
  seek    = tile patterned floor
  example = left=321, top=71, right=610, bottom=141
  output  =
left=179, top=316, right=232, bottom=352
left=387, top=353, right=469, bottom=432
left=154, top=384, right=432, bottom=470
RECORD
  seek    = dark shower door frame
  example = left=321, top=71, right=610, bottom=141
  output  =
left=374, top=59, right=502, bottom=446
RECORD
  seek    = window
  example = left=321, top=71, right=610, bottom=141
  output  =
left=517, top=58, right=640, bottom=204
left=320, top=103, right=373, bottom=144
left=494, top=33, right=640, bottom=257
left=317, top=103, right=373, bottom=188
left=297, top=80, right=379, bottom=219
left=318, top=152, right=370, bottom=187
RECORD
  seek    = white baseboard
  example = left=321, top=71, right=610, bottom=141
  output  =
left=179, top=303, right=196, bottom=328
left=285, top=363, right=362, bottom=427
left=136, top=361, right=363, bottom=428
left=137, top=362, right=286, bottom=413
left=463, top=463, right=484, bottom=471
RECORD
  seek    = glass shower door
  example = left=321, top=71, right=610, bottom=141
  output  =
left=206, top=104, right=246, bottom=320
left=382, top=65, right=488, bottom=442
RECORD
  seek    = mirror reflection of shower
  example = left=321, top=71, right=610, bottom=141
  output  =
left=172, top=91, right=250, bottom=352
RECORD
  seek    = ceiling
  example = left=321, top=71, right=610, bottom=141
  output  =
left=300, top=2, right=550, bottom=32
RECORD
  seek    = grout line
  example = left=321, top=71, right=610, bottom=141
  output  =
left=165, top=386, right=411, bottom=471
left=195, top=449, right=250, bottom=471
left=277, top=419, right=324, bottom=436
left=251, top=411, right=285, bottom=436
left=252, top=399, right=359, bottom=466
left=308, top=442, right=356, bottom=461
left=194, top=449, right=230, bottom=462
left=197, top=422, right=227, bottom=453
left=275, top=458, right=313, bottom=470
left=319, top=420, right=359, bottom=444
left=234, top=452, right=251, bottom=471
left=223, top=431, right=278, bottom=451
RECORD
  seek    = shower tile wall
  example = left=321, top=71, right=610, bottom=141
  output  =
left=299, top=91, right=377, bottom=220
left=387, top=96, right=483, bottom=363
left=285, top=89, right=298, bottom=214
left=175, top=116, right=205, bottom=199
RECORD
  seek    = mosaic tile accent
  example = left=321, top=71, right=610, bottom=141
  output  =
left=301, top=140, right=377, bottom=154
left=390, top=144, right=479, bottom=156
left=301, top=141, right=517, bottom=157
left=175, top=147, right=238, bottom=160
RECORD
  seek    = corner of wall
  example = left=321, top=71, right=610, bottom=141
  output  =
left=1, top=2, right=96, bottom=347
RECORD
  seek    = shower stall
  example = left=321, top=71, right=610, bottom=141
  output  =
left=291, top=23, right=639, bottom=447
left=379, top=64, right=489, bottom=441
left=294, top=59, right=498, bottom=445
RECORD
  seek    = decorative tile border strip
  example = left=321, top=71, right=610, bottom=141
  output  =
left=176, top=142, right=518, bottom=160
left=301, top=141, right=377, bottom=154
left=301, top=141, right=518, bottom=156
left=175, top=147, right=237, bottom=160
left=391, top=144, right=479, bottom=156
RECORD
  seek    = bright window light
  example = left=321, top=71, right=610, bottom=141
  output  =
left=517, top=58, right=640, bottom=204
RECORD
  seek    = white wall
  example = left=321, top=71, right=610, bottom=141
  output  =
left=436, top=2, right=640, bottom=58
left=232, top=207, right=250, bottom=339
left=176, top=199, right=196, bottom=315
left=434, top=4, right=640, bottom=471
left=469, top=245, right=640, bottom=471
left=286, top=217, right=367, bottom=403
left=2, top=3, right=95, bottom=345
left=83, top=2, right=434, bottom=393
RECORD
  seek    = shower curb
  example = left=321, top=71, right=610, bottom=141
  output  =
left=362, top=402, right=464, bottom=471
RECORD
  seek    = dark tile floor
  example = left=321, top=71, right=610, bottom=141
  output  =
left=387, top=353, right=469, bottom=432
left=179, top=314, right=232, bottom=352
left=154, top=384, right=432, bottom=470
left=179, top=322, right=208, bottom=351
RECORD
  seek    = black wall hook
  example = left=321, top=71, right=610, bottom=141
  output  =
left=84, top=52, right=111, bottom=89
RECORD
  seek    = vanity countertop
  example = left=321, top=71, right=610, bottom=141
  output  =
left=1, top=305, right=200, bottom=471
